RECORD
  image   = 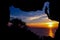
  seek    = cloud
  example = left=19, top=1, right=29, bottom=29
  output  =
left=26, top=16, right=41, bottom=20
left=10, top=13, right=50, bottom=23
left=10, top=15, right=18, bottom=19
left=10, top=15, right=27, bottom=20
left=25, top=14, right=52, bottom=23
left=26, top=14, right=47, bottom=21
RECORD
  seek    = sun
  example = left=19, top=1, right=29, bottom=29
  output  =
left=46, top=22, right=54, bottom=28
left=48, top=22, right=53, bottom=28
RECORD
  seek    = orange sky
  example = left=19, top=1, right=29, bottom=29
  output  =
left=26, top=21, right=59, bottom=28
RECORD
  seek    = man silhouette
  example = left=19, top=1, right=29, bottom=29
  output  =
left=0, top=0, right=60, bottom=40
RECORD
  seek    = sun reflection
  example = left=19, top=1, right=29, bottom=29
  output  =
left=47, top=22, right=54, bottom=38
left=47, top=21, right=59, bottom=38
left=49, top=28, right=54, bottom=38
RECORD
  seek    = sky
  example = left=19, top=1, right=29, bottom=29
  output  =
left=10, top=1, right=50, bottom=23
left=9, top=1, right=59, bottom=28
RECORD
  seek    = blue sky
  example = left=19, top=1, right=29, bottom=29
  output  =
left=9, top=1, right=50, bottom=23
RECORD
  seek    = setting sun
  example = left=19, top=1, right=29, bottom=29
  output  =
left=47, top=22, right=54, bottom=28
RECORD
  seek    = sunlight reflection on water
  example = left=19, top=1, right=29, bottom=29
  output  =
left=49, top=28, right=54, bottom=38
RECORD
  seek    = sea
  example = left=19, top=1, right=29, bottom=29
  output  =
left=28, top=27, right=57, bottom=38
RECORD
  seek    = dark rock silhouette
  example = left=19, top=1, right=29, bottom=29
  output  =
left=40, top=36, right=53, bottom=40
left=9, top=18, right=28, bottom=32
left=7, top=18, right=40, bottom=40
left=9, top=19, right=22, bottom=32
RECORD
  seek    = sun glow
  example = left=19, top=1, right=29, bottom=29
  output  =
left=45, top=21, right=59, bottom=28
left=26, top=21, right=59, bottom=28
left=48, top=22, right=53, bottom=28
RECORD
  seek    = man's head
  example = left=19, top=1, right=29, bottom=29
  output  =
left=45, top=0, right=59, bottom=21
